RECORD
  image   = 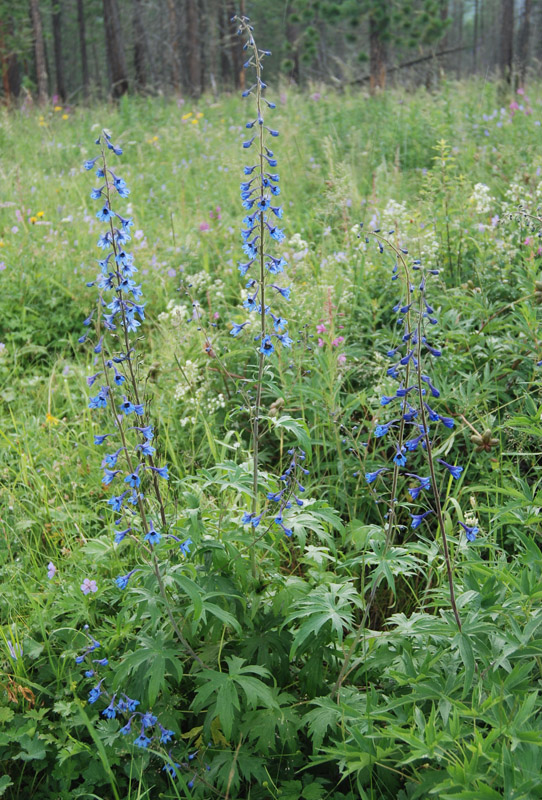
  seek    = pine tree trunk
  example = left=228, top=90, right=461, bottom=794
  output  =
left=226, top=0, right=242, bottom=88
left=518, top=0, right=532, bottom=86
left=455, top=0, right=463, bottom=79
left=103, top=0, right=128, bottom=98
left=167, top=0, right=180, bottom=91
left=77, top=0, right=89, bottom=97
left=369, top=16, right=386, bottom=92
left=51, top=1, right=66, bottom=101
left=30, top=0, right=48, bottom=104
left=500, top=0, right=514, bottom=84
left=186, top=0, right=201, bottom=96
left=132, top=0, right=147, bottom=90
left=218, top=0, right=231, bottom=86
left=199, top=0, right=207, bottom=93
left=0, top=18, right=12, bottom=102
left=473, top=0, right=479, bottom=72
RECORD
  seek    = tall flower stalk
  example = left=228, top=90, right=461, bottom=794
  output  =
left=229, top=16, right=292, bottom=518
left=335, top=229, right=466, bottom=695
left=82, top=131, right=201, bottom=664
left=364, top=230, right=463, bottom=629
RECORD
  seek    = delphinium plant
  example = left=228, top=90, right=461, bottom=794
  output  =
left=78, top=131, right=200, bottom=781
left=358, top=229, right=475, bottom=631
left=332, top=223, right=487, bottom=667
left=228, top=16, right=298, bottom=542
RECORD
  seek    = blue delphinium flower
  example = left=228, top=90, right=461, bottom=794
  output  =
left=102, top=697, right=117, bottom=719
left=144, top=520, right=161, bottom=546
left=115, top=569, right=138, bottom=589
left=159, top=725, right=175, bottom=744
left=437, top=459, right=463, bottom=480
left=459, top=521, right=478, bottom=541
left=88, top=679, right=104, bottom=704
left=162, top=761, right=180, bottom=778
left=134, top=728, right=151, bottom=748
left=410, top=510, right=434, bottom=529
left=179, top=538, right=192, bottom=557
left=265, top=448, right=308, bottom=536
left=365, top=468, right=388, bottom=484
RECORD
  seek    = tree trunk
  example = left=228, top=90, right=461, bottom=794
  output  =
left=226, top=0, right=242, bottom=88
left=369, top=16, right=386, bottom=92
left=500, top=0, right=514, bottom=83
left=30, top=0, right=48, bottom=104
left=0, top=18, right=19, bottom=103
left=518, top=0, right=532, bottom=86
left=132, top=0, right=147, bottom=90
left=51, top=1, right=66, bottom=101
left=218, top=0, right=231, bottom=86
left=473, top=0, right=478, bottom=73
left=77, top=0, right=89, bottom=98
left=186, top=0, right=201, bottom=96
left=455, top=0, right=463, bottom=79
left=166, top=0, right=180, bottom=91
left=103, top=0, right=128, bottom=98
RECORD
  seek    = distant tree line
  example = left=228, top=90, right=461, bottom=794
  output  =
left=0, top=0, right=538, bottom=104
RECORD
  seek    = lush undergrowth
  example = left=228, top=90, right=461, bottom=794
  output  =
left=1, top=75, right=542, bottom=800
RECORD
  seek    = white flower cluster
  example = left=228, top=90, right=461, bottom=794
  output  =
left=158, top=298, right=188, bottom=326
left=469, top=183, right=494, bottom=215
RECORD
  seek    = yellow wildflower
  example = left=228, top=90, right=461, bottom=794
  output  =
left=181, top=112, right=193, bottom=120
left=37, top=211, right=44, bottom=218
left=54, top=105, right=62, bottom=112
left=62, top=113, right=69, bottom=120
left=30, top=216, right=37, bottom=224
left=46, top=412, right=60, bottom=426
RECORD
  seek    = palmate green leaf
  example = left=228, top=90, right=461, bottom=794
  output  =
left=209, top=748, right=266, bottom=794
left=113, top=630, right=183, bottom=705
left=192, top=656, right=276, bottom=740
left=242, top=691, right=299, bottom=754
left=0, top=777, right=13, bottom=797
left=216, top=679, right=239, bottom=741
left=304, top=696, right=344, bottom=749
left=285, top=581, right=363, bottom=659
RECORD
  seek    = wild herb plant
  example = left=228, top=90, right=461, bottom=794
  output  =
left=79, top=131, right=198, bottom=781
left=359, top=230, right=471, bottom=630
left=230, top=16, right=294, bottom=533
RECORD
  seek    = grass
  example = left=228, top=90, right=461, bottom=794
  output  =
left=0, top=78, right=541, bottom=799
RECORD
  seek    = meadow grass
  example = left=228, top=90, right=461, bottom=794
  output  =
left=0, top=79, right=541, bottom=799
